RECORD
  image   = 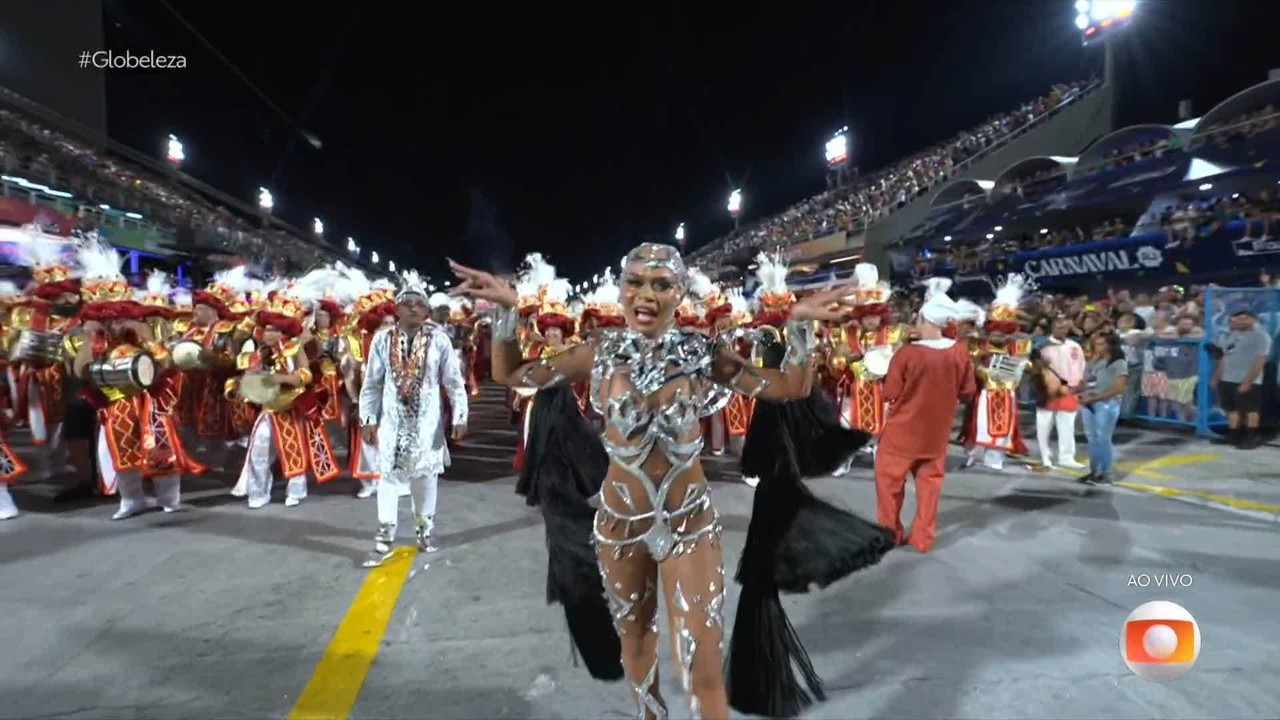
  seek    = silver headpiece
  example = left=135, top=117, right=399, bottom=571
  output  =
left=620, top=242, right=688, bottom=290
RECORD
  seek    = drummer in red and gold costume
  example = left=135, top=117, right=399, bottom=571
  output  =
left=173, top=266, right=256, bottom=454
left=8, top=228, right=80, bottom=469
left=447, top=297, right=481, bottom=398
left=512, top=259, right=575, bottom=471
left=577, top=270, right=625, bottom=423
left=304, top=273, right=349, bottom=430
left=836, top=262, right=906, bottom=440
left=71, top=240, right=199, bottom=519
left=338, top=270, right=398, bottom=497
left=960, top=275, right=1031, bottom=471
left=0, top=279, right=29, bottom=520
left=227, top=282, right=339, bottom=509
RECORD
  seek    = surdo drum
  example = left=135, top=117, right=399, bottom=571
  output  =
left=11, top=330, right=64, bottom=365
left=89, top=348, right=156, bottom=393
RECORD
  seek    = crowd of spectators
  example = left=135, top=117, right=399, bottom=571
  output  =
left=1196, top=104, right=1278, bottom=148
left=0, top=96, right=335, bottom=271
left=690, top=80, right=1094, bottom=266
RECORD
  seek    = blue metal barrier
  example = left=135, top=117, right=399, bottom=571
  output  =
left=1202, top=286, right=1280, bottom=433
left=1130, top=338, right=1213, bottom=436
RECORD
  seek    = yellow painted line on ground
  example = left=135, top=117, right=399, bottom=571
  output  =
left=1115, top=452, right=1222, bottom=480
left=288, top=546, right=418, bottom=720
left=1114, top=480, right=1280, bottom=517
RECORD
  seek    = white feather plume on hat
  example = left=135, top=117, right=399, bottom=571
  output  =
left=8, top=225, right=69, bottom=272
left=212, top=265, right=254, bottom=294
left=583, top=269, right=619, bottom=306
left=75, top=237, right=125, bottom=284
left=516, top=253, right=557, bottom=302
left=727, top=287, right=750, bottom=315
left=993, top=273, right=1029, bottom=308
left=294, top=266, right=345, bottom=306
left=0, top=281, right=20, bottom=297
left=687, top=267, right=715, bottom=301
left=752, top=251, right=789, bottom=297
left=171, top=287, right=192, bottom=309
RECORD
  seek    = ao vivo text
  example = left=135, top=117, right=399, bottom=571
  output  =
left=1128, top=573, right=1193, bottom=588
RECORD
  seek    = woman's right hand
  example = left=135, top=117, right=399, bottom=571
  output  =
left=448, top=260, right=519, bottom=308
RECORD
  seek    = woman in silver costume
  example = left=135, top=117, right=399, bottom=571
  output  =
left=450, top=243, right=852, bottom=720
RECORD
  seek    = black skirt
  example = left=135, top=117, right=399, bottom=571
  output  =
left=727, top=388, right=895, bottom=718
left=516, top=385, right=623, bottom=681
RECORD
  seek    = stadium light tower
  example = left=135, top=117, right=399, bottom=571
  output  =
left=165, top=134, right=185, bottom=166
left=727, top=189, right=743, bottom=229
left=313, top=218, right=324, bottom=236
left=257, top=187, right=273, bottom=212
left=675, top=222, right=686, bottom=246
left=825, top=127, right=852, bottom=189
left=388, top=260, right=396, bottom=272
left=371, top=251, right=380, bottom=265
left=1076, top=0, right=1135, bottom=46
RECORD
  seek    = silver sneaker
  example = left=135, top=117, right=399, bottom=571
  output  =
left=416, top=517, right=437, bottom=553
left=362, top=523, right=396, bottom=568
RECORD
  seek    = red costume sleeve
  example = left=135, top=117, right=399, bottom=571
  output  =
left=882, top=351, right=907, bottom=405
left=957, top=347, right=978, bottom=402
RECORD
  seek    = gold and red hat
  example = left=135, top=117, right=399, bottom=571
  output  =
left=513, top=253, right=575, bottom=334
left=255, top=282, right=307, bottom=338
left=8, top=226, right=80, bottom=301
left=193, top=266, right=252, bottom=320
left=689, top=267, right=732, bottom=327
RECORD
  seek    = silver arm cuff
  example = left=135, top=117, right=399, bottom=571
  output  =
left=491, top=306, right=520, bottom=342
left=782, top=319, right=815, bottom=367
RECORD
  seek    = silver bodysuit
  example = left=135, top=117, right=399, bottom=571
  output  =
left=502, top=312, right=811, bottom=720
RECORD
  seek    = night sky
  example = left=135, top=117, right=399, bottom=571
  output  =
left=99, top=0, right=1280, bottom=283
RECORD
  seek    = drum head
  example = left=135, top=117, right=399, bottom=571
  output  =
left=241, top=338, right=257, bottom=354
left=239, top=372, right=278, bottom=404
left=135, top=354, right=156, bottom=387
left=863, top=348, right=892, bottom=376
left=172, top=340, right=202, bottom=368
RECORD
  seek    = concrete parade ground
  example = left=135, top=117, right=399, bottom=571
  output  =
left=1, top=384, right=1277, bottom=719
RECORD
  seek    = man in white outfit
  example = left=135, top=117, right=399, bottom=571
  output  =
left=359, top=271, right=468, bottom=567
left=1036, top=317, right=1086, bottom=470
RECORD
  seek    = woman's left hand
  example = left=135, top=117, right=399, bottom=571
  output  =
left=789, top=284, right=858, bottom=322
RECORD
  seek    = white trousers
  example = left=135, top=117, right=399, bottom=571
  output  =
left=234, top=414, right=307, bottom=507
left=1035, top=409, right=1078, bottom=465
left=96, top=426, right=180, bottom=516
left=376, top=471, right=438, bottom=539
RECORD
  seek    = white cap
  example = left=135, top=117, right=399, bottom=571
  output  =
left=428, top=292, right=451, bottom=309
left=919, top=292, right=963, bottom=326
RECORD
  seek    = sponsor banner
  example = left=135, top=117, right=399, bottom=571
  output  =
left=1015, top=238, right=1166, bottom=280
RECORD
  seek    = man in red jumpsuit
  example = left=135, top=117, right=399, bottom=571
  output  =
left=875, top=290, right=977, bottom=553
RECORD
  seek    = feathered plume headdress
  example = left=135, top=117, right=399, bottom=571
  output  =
left=512, top=254, right=573, bottom=334
left=726, top=287, right=753, bottom=326
left=751, top=251, right=794, bottom=328
left=581, top=268, right=623, bottom=327
left=7, top=225, right=79, bottom=300
left=342, top=266, right=397, bottom=331
left=76, top=237, right=142, bottom=320
left=135, top=269, right=175, bottom=317
left=985, top=273, right=1029, bottom=333
left=955, top=298, right=986, bottom=328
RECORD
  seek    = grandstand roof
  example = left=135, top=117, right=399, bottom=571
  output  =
left=993, top=156, right=1077, bottom=195
left=1076, top=124, right=1178, bottom=170
left=930, top=179, right=995, bottom=210
left=1196, top=78, right=1280, bottom=134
